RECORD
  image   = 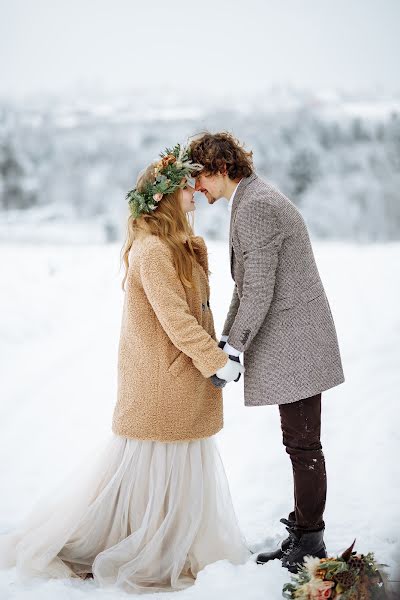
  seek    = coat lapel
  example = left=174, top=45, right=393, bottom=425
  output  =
left=229, top=173, right=258, bottom=276
left=191, top=236, right=209, bottom=275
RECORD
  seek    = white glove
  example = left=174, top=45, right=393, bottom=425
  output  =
left=215, top=358, right=245, bottom=383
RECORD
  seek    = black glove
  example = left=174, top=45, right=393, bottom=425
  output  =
left=218, top=340, right=226, bottom=349
left=210, top=374, right=227, bottom=388
left=229, top=355, right=242, bottom=382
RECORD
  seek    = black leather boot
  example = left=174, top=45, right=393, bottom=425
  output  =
left=256, top=517, right=296, bottom=565
left=281, top=527, right=327, bottom=573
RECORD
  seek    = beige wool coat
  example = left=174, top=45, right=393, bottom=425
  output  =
left=112, top=234, right=229, bottom=442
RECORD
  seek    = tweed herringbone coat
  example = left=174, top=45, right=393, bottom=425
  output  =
left=222, top=173, right=345, bottom=406
left=112, top=234, right=229, bottom=442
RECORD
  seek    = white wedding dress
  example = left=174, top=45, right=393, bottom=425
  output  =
left=0, top=433, right=249, bottom=593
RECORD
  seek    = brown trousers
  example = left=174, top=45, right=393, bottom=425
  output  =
left=279, top=393, right=326, bottom=532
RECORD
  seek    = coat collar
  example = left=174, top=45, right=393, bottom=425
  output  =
left=190, top=236, right=209, bottom=277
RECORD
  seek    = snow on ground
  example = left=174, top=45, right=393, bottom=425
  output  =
left=0, top=239, right=399, bottom=599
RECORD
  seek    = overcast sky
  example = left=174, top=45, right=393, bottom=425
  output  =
left=1, top=0, right=399, bottom=100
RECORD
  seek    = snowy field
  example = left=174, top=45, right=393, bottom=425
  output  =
left=0, top=240, right=399, bottom=599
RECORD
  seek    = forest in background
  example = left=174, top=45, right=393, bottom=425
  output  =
left=1, top=89, right=399, bottom=242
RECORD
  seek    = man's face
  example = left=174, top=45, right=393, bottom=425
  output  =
left=195, top=172, right=226, bottom=205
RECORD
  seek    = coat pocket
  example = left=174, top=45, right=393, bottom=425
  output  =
left=167, top=351, right=190, bottom=378
left=269, top=281, right=325, bottom=316
left=269, top=296, right=295, bottom=314
left=301, top=280, right=325, bottom=303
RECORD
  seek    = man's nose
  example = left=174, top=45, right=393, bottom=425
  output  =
left=194, top=179, right=201, bottom=191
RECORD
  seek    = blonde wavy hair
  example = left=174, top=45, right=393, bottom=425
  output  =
left=121, top=163, right=200, bottom=291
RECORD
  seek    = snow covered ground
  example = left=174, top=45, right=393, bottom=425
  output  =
left=0, top=239, right=399, bottom=599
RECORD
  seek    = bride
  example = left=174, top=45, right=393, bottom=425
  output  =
left=0, top=143, right=249, bottom=593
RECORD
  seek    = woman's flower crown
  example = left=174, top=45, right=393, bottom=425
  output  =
left=126, top=143, right=203, bottom=218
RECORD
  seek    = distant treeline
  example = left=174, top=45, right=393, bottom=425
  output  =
left=0, top=102, right=399, bottom=241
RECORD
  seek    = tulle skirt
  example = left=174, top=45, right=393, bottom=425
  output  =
left=0, top=434, right=249, bottom=593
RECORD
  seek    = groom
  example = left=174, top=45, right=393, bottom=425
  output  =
left=190, top=132, right=345, bottom=573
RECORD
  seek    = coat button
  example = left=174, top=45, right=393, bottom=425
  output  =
left=202, top=303, right=205, bottom=311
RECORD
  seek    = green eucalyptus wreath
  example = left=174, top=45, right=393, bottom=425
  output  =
left=126, top=143, right=203, bottom=219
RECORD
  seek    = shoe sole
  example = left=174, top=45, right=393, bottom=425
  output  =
left=256, top=551, right=284, bottom=565
left=283, top=547, right=327, bottom=572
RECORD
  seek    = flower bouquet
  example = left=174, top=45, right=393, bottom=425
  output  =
left=283, top=540, right=387, bottom=600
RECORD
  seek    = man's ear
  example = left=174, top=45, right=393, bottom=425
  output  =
left=219, top=163, right=228, bottom=176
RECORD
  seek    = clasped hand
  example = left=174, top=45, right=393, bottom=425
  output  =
left=210, top=341, right=245, bottom=388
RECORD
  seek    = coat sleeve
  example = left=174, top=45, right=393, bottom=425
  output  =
left=139, top=241, right=228, bottom=378
left=221, top=284, right=240, bottom=337
left=226, top=197, right=284, bottom=353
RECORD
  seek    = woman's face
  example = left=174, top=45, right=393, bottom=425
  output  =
left=180, top=180, right=196, bottom=214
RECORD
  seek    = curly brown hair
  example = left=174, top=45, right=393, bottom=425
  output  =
left=189, top=132, right=254, bottom=179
